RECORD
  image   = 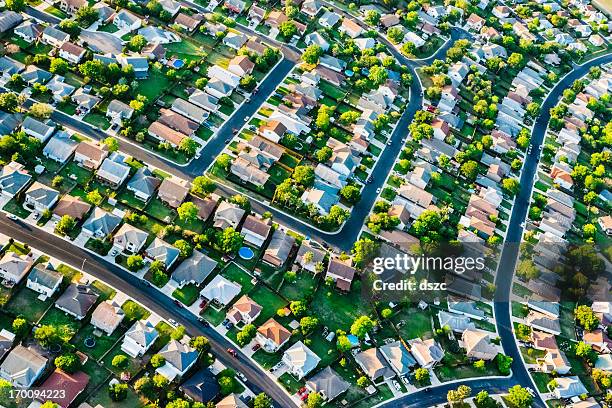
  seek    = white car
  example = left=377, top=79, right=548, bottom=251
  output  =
left=376, top=188, right=381, bottom=194
left=168, top=318, right=178, bottom=327
left=392, top=380, right=401, bottom=391
left=236, top=372, right=247, bottom=382
left=6, top=213, right=17, bottom=220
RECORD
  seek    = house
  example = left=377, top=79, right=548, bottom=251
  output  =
left=213, top=201, right=245, bottom=229
left=13, top=21, right=43, bottom=43
left=106, top=99, right=134, bottom=127
left=248, top=5, right=266, bottom=25
left=301, top=182, right=339, bottom=215
left=553, top=376, right=588, bottom=399
left=24, top=181, right=59, bottom=213
left=180, top=368, right=220, bottom=403
left=304, top=32, right=330, bottom=52
left=26, top=265, right=62, bottom=299
left=47, top=75, right=76, bottom=102
left=127, top=167, right=161, bottom=202
left=42, top=26, right=69, bottom=47
left=226, top=295, right=262, bottom=325
left=283, top=341, right=321, bottom=379
left=263, top=229, right=295, bottom=268
left=258, top=121, right=287, bottom=143
left=59, top=42, right=86, bottom=64
left=306, top=367, right=350, bottom=401
left=256, top=318, right=291, bottom=352
left=223, top=31, right=248, bottom=50
left=0, top=345, right=47, bottom=387
left=380, top=14, right=400, bottom=28
left=0, top=161, right=30, bottom=200
left=325, top=258, right=356, bottom=291
left=159, top=0, right=182, bottom=16
left=55, top=284, right=99, bottom=320
left=171, top=250, right=218, bottom=287
left=204, top=77, right=234, bottom=99
left=192, top=194, right=219, bottom=222
left=0, top=56, right=24, bottom=81
left=408, top=338, right=444, bottom=368
left=200, top=275, right=241, bottom=306
left=171, top=99, right=209, bottom=123
left=97, top=158, right=130, bottom=189
left=20, top=67, right=52, bottom=86
left=74, top=141, right=109, bottom=170
left=526, top=310, right=561, bottom=335
left=597, top=215, right=612, bottom=236
left=0, top=330, right=15, bottom=363
left=224, top=0, right=246, bottom=13
left=122, top=320, right=159, bottom=357
left=82, top=208, right=121, bottom=238
left=301, top=0, right=323, bottom=16
left=340, top=18, right=363, bottom=38
left=72, top=88, right=101, bottom=115
left=0, top=252, right=34, bottom=285
left=432, top=118, right=450, bottom=140
left=113, top=224, right=148, bottom=254
left=295, top=241, right=326, bottom=273
left=227, top=55, right=255, bottom=77
left=145, top=238, right=180, bottom=269
left=156, top=340, right=199, bottom=381
left=59, top=0, right=85, bottom=14
left=241, top=215, right=271, bottom=248
left=90, top=300, right=125, bottom=335
left=319, top=10, right=340, bottom=27
left=354, top=348, right=395, bottom=382
left=39, top=369, right=90, bottom=408
left=93, top=2, right=115, bottom=23
left=142, top=43, right=166, bottom=60
left=157, top=109, right=198, bottom=139
left=231, top=159, right=270, bottom=187
left=0, top=11, right=23, bottom=34
left=148, top=121, right=186, bottom=147
left=438, top=310, right=475, bottom=333
left=461, top=329, right=499, bottom=360
left=189, top=90, right=219, bottom=113
left=583, top=329, right=612, bottom=353
left=113, top=9, right=142, bottom=31
left=117, top=55, right=149, bottom=79
left=157, top=177, right=190, bottom=208
left=537, top=348, right=571, bottom=374
left=380, top=341, right=417, bottom=377
left=217, top=395, right=248, bottom=408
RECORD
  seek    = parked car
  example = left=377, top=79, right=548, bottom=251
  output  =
left=6, top=213, right=17, bottom=220
left=252, top=343, right=261, bottom=352
left=168, top=318, right=178, bottom=326
left=392, top=380, right=401, bottom=392
left=227, top=348, right=238, bottom=357
left=236, top=372, right=247, bottom=382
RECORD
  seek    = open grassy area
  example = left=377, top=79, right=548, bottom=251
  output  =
left=278, top=372, right=304, bottom=394
left=138, top=68, right=172, bottom=101
left=434, top=360, right=500, bottom=382
left=172, top=284, right=199, bottom=306
left=5, top=287, right=52, bottom=323
left=279, top=272, right=317, bottom=301
left=310, top=285, right=372, bottom=333
left=39, top=307, right=81, bottom=342
left=392, top=307, right=433, bottom=340
left=56, top=264, right=83, bottom=283
left=72, top=323, right=125, bottom=360
left=249, top=285, right=287, bottom=326
left=221, top=263, right=255, bottom=292
left=102, top=342, right=143, bottom=376
left=252, top=348, right=283, bottom=369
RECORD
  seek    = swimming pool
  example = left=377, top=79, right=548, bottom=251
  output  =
left=238, top=246, right=254, bottom=260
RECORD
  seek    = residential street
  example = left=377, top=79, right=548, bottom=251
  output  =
left=0, top=217, right=298, bottom=408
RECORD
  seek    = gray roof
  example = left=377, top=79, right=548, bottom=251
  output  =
left=0, top=56, right=25, bottom=76
left=0, top=112, right=23, bottom=136
left=188, top=90, right=219, bottom=112
left=264, top=229, right=295, bottom=266
left=159, top=339, right=198, bottom=372
left=82, top=207, right=122, bottom=236
left=305, top=367, right=350, bottom=401
left=22, top=116, right=54, bottom=138
left=14, top=21, right=42, bottom=39
left=0, top=10, right=23, bottom=33
left=125, top=320, right=158, bottom=347
left=43, top=131, right=78, bottom=162
left=171, top=98, right=208, bottom=122
left=28, top=264, right=63, bottom=290
left=380, top=341, right=417, bottom=375
left=21, top=66, right=52, bottom=85
left=354, top=348, right=394, bottom=380
left=25, top=181, right=60, bottom=208
left=107, top=99, right=134, bottom=118
left=0, top=164, right=32, bottom=196
left=0, top=345, right=47, bottom=387
left=55, top=284, right=99, bottom=318
left=97, top=158, right=130, bottom=185
left=145, top=238, right=180, bottom=267
left=113, top=223, right=148, bottom=249
left=128, top=167, right=161, bottom=197
left=171, top=250, right=218, bottom=285
left=79, top=30, right=123, bottom=54
left=42, top=26, right=69, bottom=42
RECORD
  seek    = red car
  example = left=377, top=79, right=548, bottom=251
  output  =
left=252, top=343, right=261, bottom=352
left=227, top=348, right=238, bottom=358
left=199, top=299, right=208, bottom=308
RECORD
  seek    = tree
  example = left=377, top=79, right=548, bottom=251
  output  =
left=315, top=146, right=333, bottom=162
left=253, top=393, right=272, bottom=408
left=300, top=316, right=319, bottom=335
left=387, top=26, right=404, bottom=43
left=302, top=45, right=323, bottom=64
left=174, top=239, right=193, bottom=258
left=218, top=375, right=236, bottom=395
left=516, top=323, right=531, bottom=340
left=191, top=176, right=216, bottom=196
left=368, top=65, right=388, bottom=86
left=112, top=354, right=129, bottom=369
left=75, top=5, right=99, bottom=26
left=152, top=373, right=168, bottom=388
left=0, top=92, right=19, bottom=112
left=177, top=201, right=199, bottom=222
left=29, top=103, right=53, bottom=119
left=516, top=259, right=539, bottom=281
left=414, top=367, right=429, bottom=383
left=381, top=308, right=392, bottom=319
left=507, top=53, right=524, bottom=68
left=49, top=58, right=69, bottom=75
left=134, top=376, right=155, bottom=399
left=575, top=305, right=599, bottom=331
left=55, top=215, right=76, bottom=236
left=401, top=41, right=416, bottom=56
left=495, top=353, right=513, bottom=375
left=339, top=185, right=361, bottom=204
left=473, top=359, right=486, bottom=371
left=575, top=341, right=597, bottom=365
left=506, top=385, right=533, bottom=408
left=278, top=21, right=297, bottom=38
left=356, top=376, right=369, bottom=387
left=35, top=325, right=58, bottom=347
left=12, top=317, right=27, bottom=337
left=307, top=392, right=324, bottom=408
left=108, top=383, right=128, bottom=402
left=290, top=300, right=307, bottom=316
left=474, top=390, right=497, bottom=408
left=54, top=353, right=81, bottom=373
left=350, top=316, right=374, bottom=339
left=447, top=385, right=471, bottom=405
left=179, top=138, right=199, bottom=157
left=239, top=74, right=256, bottom=91
left=236, top=324, right=256, bottom=346
left=364, top=10, right=380, bottom=26
left=86, top=189, right=103, bottom=205
left=103, top=136, right=119, bottom=152
left=460, top=160, right=478, bottom=180
left=129, top=35, right=147, bottom=52
left=526, top=102, right=540, bottom=118
left=126, top=255, right=144, bottom=271
left=190, top=335, right=210, bottom=352
left=6, top=0, right=25, bottom=10
left=150, top=354, right=166, bottom=368
left=293, top=165, right=315, bottom=186
left=336, top=335, right=352, bottom=352
left=216, top=227, right=243, bottom=254
left=502, top=178, right=520, bottom=196
left=352, top=238, right=378, bottom=267
left=339, top=111, right=360, bottom=125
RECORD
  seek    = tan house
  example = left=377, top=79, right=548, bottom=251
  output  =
left=325, top=258, right=356, bottom=291
left=90, top=300, right=125, bottom=335
left=226, top=295, right=262, bottom=325
left=53, top=195, right=91, bottom=221
left=158, top=178, right=190, bottom=208
left=461, top=329, right=499, bottom=360
left=74, top=141, right=109, bottom=170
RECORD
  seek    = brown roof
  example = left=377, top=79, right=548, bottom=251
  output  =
left=327, top=258, right=356, bottom=281
left=248, top=135, right=285, bottom=160
left=60, top=42, right=85, bottom=57
left=75, top=141, right=108, bottom=162
left=229, top=55, right=255, bottom=73
left=232, top=295, right=262, bottom=319
left=257, top=318, right=291, bottom=346
left=40, top=369, right=89, bottom=408
left=148, top=121, right=186, bottom=146
left=192, top=194, right=219, bottom=221
left=158, top=108, right=199, bottom=136
left=266, top=11, right=288, bottom=26
left=158, top=178, right=189, bottom=208
left=174, top=13, right=200, bottom=30
left=53, top=195, right=91, bottom=220
left=245, top=39, right=266, bottom=55
left=242, top=215, right=271, bottom=238
left=259, top=120, right=287, bottom=138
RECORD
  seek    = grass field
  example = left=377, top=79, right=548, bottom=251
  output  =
left=172, top=284, right=199, bottom=306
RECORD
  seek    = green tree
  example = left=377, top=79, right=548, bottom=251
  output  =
left=190, top=336, right=210, bottom=352
left=129, top=35, right=147, bottom=52
left=501, top=178, right=520, bottom=196
left=0, top=92, right=20, bottom=112
left=126, top=255, right=144, bottom=271
left=35, top=325, right=58, bottom=347
left=575, top=305, right=599, bottom=331
left=108, top=383, right=128, bottom=402
left=460, top=160, right=478, bottom=180
left=352, top=238, right=379, bottom=267
left=414, top=367, right=429, bottom=383
left=356, top=376, right=369, bottom=387
left=302, top=45, right=323, bottom=64
left=495, top=353, right=513, bottom=375
left=49, top=58, right=69, bottom=75
left=11, top=317, right=27, bottom=337
left=506, top=385, right=533, bottom=408
left=112, top=354, right=129, bottom=369
left=474, top=390, right=497, bottom=408
left=134, top=376, right=155, bottom=399
left=339, top=185, right=361, bottom=204
left=292, top=165, right=315, bottom=186
left=289, top=300, right=307, bottom=316
left=473, top=359, right=486, bottom=371
left=315, top=146, right=333, bottom=162
left=191, top=176, right=216, bottom=196
left=103, top=136, right=119, bottom=152
left=55, top=215, right=76, bottom=236
left=307, top=392, right=324, bottom=408
left=253, top=393, right=273, bottom=408
left=336, top=335, right=352, bottom=352
left=236, top=324, right=256, bottom=346
left=364, top=10, right=380, bottom=26
left=381, top=308, right=392, bottom=319
left=350, top=316, right=374, bottom=339
left=150, top=354, right=166, bottom=368
left=75, top=5, right=99, bottom=26
left=216, top=227, right=243, bottom=254
left=86, top=189, right=103, bottom=206
left=179, top=137, right=199, bottom=157
left=300, top=316, right=319, bottom=335
left=278, top=21, right=297, bottom=38
left=29, top=103, right=53, bottom=119
left=177, top=201, right=199, bottom=222
left=174, top=239, right=193, bottom=258
left=54, top=353, right=81, bottom=373
left=6, top=0, right=26, bottom=10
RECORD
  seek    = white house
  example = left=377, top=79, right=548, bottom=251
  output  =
left=121, top=320, right=159, bottom=357
left=26, top=265, right=62, bottom=299
left=282, top=341, right=321, bottom=379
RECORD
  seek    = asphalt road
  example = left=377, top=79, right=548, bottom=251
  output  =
left=0, top=218, right=297, bottom=408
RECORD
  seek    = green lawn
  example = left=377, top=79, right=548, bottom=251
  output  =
left=44, top=5, right=67, bottom=18
left=56, top=264, right=83, bottom=283
left=144, top=198, right=176, bottom=223
left=91, top=280, right=116, bottom=301
left=278, top=372, right=304, bottom=394
left=60, top=162, right=93, bottom=186
left=138, top=68, right=172, bottom=101
left=249, top=285, right=287, bottom=326
left=3, top=198, right=31, bottom=218
left=88, top=378, right=144, bottom=408
left=83, top=111, right=111, bottom=130
left=5, top=241, right=30, bottom=255
left=38, top=308, right=81, bottom=342
left=392, top=308, right=433, bottom=340
left=279, top=272, right=317, bottom=301
left=221, top=263, right=255, bottom=293
left=5, top=287, right=52, bottom=323
left=72, top=323, right=125, bottom=360
left=201, top=305, right=226, bottom=326
left=310, top=285, right=372, bottom=333
left=102, top=342, right=143, bottom=376
left=434, top=360, right=500, bottom=382
left=307, top=333, right=337, bottom=367
left=172, top=284, right=199, bottom=306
